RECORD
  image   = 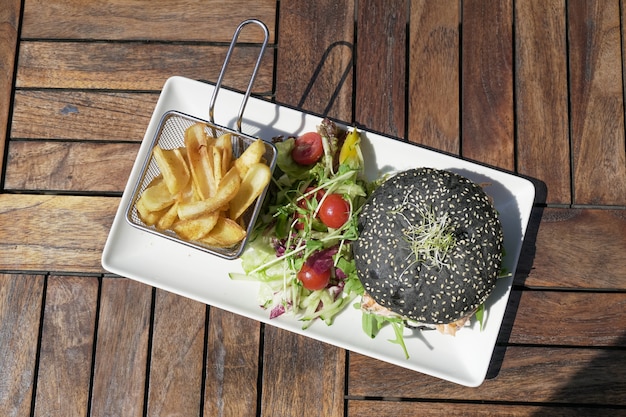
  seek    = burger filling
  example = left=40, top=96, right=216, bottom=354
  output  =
left=360, top=292, right=473, bottom=336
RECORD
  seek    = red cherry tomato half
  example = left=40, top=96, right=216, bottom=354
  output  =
left=297, top=264, right=331, bottom=290
left=319, top=193, right=350, bottom=229
left=291, top=132, right=324, bottom=165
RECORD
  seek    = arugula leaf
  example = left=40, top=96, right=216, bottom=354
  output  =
left=361, top=311, right=409, bottom=359
left=475, top=303, right=485, bottom=330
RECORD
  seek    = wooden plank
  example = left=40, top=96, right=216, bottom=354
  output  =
left=501, top=290, right=626, bottom=347
left=514, top=0, right=571, bottom=205
left=0, top=194, right=118, bottom=273
left=407, top=0, right=460, bottom=154
left=5, top=141, right=138, bottom=192
left=204, top=307, right=261, bottom=417
left=274, top=0, right=354, bottom=121
left=90, top=278, right=152, bottom=417
left=348, top=345, right=626, bottom=405
left=33, top=275, right=99, bottom=417
left=21, top=0, right=276, bottom=43
left=0, top=274, right=44, bottom=417
left=568, top=0, right=626, bottom=206
left=260, top=326, right=345, bottom=417
left=355, top=0, right=407, bottom=137
left=15, top=42, right=274, bottom=92
left=146, top=289, right=206, bottom=416
left=11, top=90, right=157, bottom=141
left=347, top=400, right=626, bottom=417
left=461, top=0, right=514, bottom=170
left=523, top=208, right=626, bottom=289
left=0, top=0, right=22, bottom=177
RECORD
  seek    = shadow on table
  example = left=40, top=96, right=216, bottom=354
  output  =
left=485, top=178, right=626, bottom=413
left=294, top=40, right=354, bottom=118
left=486, top=175, right=546, bottom=380
left=531, top=331, right=626, bottom=416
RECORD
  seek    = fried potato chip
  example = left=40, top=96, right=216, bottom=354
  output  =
left=139, top=177, right=176, bottom=212
left=177, top=166, right=241, bottom=220
left=200, top=216, right=247, bottom=247
left=172, top=211, right=219, bottom=241
left=152, top=146, right=190, bottom=195
left=234, top=139, right=266, bottom=178
left=212, top=146, right=223, bottom=185
left=136, top=197, right=168, bottom=226
left=156, top=201, right=179, bottom=230
left=185, top=123, right=217, bottom=200
left=229, top=162, right=272, bottom=220
left=215, top=133, right=233, bottom=174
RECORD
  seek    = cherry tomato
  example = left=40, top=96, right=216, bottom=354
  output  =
left=319, top=193, right=350, bottom=229
left=297, top=264, right=331, bottom=290
left=291, top=132, right=324, bottom=165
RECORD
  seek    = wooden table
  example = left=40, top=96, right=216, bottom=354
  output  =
left=1, top=1, right=625, bottom=416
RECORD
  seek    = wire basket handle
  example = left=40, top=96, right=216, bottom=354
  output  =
left=208, top=19, right=270, bottom=133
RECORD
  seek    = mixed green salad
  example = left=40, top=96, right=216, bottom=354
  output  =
left=230, top=119, right=373, bottom=330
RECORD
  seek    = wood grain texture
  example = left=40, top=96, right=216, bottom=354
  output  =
left=0, top=0, right=21, bottom=177
left=33, top=276, right=98, bottom=417
left=568, top=0, right=626, bottom=206
left=501, top=290, right=626, bottom=347
left=407, top=0, right=460, bottom=154
left=274, top=0, right=354, bottom=121
left=461, top=0, right=514, bottom=170
left=21, top=0, right=276, bottom=42
left=90, top=278, right=152, bottom=417
left=515, top=0, right=571, bottom=205
left=146, top=289, right=206, bottom=417
left=261, top=326, right=345, bottom=417
left=15, top=42, right=274, bottom=92
left=204, top=307, right=260, bottom=417
left=11, top=90, right=157, bottom=141
left=349, top=345, right=626, bottom=405
left=1, top=1, right=626, bottom=415
left=5, top=141, right=138, bottom=192
left=0, top=194, right=117, bottom=273
left=524, top=208, right=626, bottom=289
left=355, top=0, right=407, bottom=137
left=347, top=400, right=626, bottom=417
left=0, top=274, right=44, bottom=417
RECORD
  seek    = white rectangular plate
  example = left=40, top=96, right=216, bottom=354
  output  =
left=102, top=76, right=535, bottom=387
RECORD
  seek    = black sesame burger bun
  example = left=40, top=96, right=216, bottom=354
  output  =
left=353, top=168, right=504, bottom=325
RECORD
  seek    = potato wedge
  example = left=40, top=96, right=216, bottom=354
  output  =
left=156, top=201, right=179, bottom=230
left=138, top=177, right=176, bottom=212
left=215, top=133, right=233, bottom=174
left=173, top=211, right=219, bottom=241
left=177, top=166, right=241, bottom=220
left=229, top=162, right=272, bottom=220
left=212, top=146, right=223, bottom=185
left=234, top=139, right=266, bottom=178
left=136, top=198, right=168, bottom=226
left=185, top=123, right=217, bottom=200
left=152, top=146, right=190, bottom=195
left=200, top=216, right=247, bottom=247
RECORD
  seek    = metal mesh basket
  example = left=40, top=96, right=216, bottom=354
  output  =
left=125, top=19, right=276, bottom=259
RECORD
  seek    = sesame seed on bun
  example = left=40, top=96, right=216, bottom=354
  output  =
left=353, top=168, right=503, bottom=327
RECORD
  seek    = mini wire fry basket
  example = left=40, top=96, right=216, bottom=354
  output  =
left=125, top=19, right=277, bottom=259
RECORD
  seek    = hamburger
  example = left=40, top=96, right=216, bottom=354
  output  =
left=353, top=168, right=503, bottom=335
